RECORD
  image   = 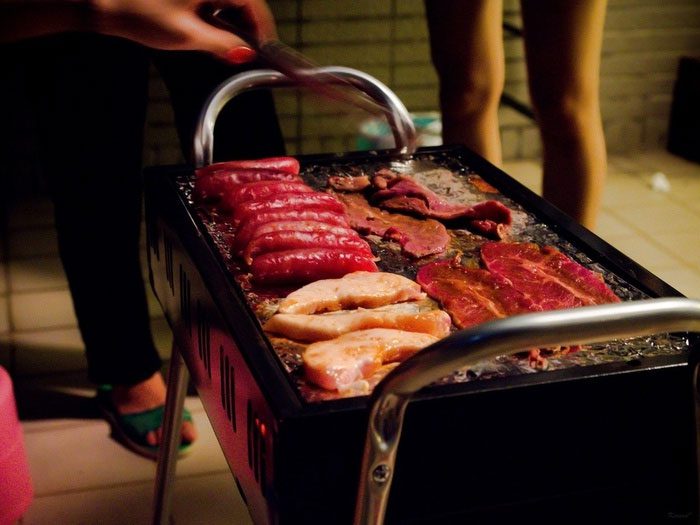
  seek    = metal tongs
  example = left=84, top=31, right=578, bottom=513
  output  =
left=203, top=7, right=388, bottom=118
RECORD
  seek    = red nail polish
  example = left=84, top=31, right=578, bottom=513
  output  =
left=225, top=46, right=256, bottom=64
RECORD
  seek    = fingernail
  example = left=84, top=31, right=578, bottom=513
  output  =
left=225, top=46, right=257, bottom=64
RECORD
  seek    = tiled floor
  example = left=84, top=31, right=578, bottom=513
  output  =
left=1, top=149, right=699, bottom=524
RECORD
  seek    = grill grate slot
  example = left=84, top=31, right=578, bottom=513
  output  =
left=148, top=219, right=160, bottom=261
left=164, top=235, right=174, bottom=295
left=196, top=301, right=212, bottom=378
left=179, top=265, right=191, bottom=335
left=246, top=401, right=268, bottom=487
left=219, top=347, right=237, bottom=432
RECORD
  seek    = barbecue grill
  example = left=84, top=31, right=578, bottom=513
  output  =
left=145, top=68, right=700, bottom=524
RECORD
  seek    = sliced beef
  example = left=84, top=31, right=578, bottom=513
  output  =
left=480, top=242, right=621, bottom=309
left=195, top=156, right=299, bottom=178
left=416, top=260, right=540, bottom=329
left=336, top=193, right=450, bottom=258
left=369, top=174, right=512, bottom=239
left=194, top=169, right=301, bottom=203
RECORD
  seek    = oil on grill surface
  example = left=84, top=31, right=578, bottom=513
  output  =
left=175, top=149, right=691, bottom=402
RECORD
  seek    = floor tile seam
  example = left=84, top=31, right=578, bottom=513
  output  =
left=30, top=468, right=233, bottom=499
left=603, top=207, right=700, bottom=258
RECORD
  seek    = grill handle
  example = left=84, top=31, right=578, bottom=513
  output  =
left=354, top=297, right=700, bottom=525
left=193, top=66, right=417, bottom=167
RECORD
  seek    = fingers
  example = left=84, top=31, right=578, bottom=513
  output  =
left=180, top=13, right=258, bottom=62
left=225, top=0, right=278, bottom=42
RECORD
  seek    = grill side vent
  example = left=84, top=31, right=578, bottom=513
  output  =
left=148, top=220, right=160, bottom=261
left=246, top=401, right=268, bottom=487
left=196, top=301, right=212, bottom=378
left=179, top=264, right=191, bottom=334
left=164, top=236, right=174, bottom=294
left=219, top=346, right=237, bottom=432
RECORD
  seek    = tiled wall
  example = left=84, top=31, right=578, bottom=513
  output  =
left=144, top=0, right=700, bottom=165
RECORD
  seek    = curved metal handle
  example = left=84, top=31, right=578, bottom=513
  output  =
left=354, top=297, right=700, bottom=525
left=193, top=67, right=417, bottom=167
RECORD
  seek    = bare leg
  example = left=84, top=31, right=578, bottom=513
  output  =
left=425, top=0, right=505, bottom=165
left=521, top=0, right=608, bottom=229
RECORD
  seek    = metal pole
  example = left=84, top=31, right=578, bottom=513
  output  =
left=152, top=344, right=190, bottom=525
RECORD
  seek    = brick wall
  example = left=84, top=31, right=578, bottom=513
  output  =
left=144, top=0, right=700, bottom=164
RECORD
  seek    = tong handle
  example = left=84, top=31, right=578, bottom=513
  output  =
left=354, top=297, right=700, bottom=525
left=193, top=67, right=417, bottom=166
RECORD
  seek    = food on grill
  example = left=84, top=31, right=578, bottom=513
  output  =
left=481, top=242, right=621, bottom=308
left=250, top=249, right=378, bottom=285
left=244, top=229, right=372, bottom=265
left=232, top=192, right=346, bottom=227
left=303, top=328, right=438, bottom=390
left=264, top=303, right=451, bottom=342
left=230, top=210, right=350, bottom=254
left=416, top=261, right=539, bottom=329
left=195, top=156, right=300, bottom=178
left=418, top=242, right=620, bottom=328
left=328, top=174, right=371, bottom=191
left=221, top=180, right=313, bottom=210
left=194, top=169, right=301, bottom=203
left=371, top=174, right=511, bottom=224
left=336, top=193, right=450, bottom=258
left=278, top=271, right=425, bottom=315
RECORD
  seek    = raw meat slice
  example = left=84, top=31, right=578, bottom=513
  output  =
left=370, top=176, right=512, bottom=238
left=264, top=303, right=452, bottom=341
left=303, top=328, right=438, bottom=390
left=336, top=193, right=449, bottom=258
left=416, top=261, right=540, bottom=328
left=251, top=249, right=378, bottom=285
left=278, top=271, right=425, bottom=315
left=243, top=229, right=373, bottom=265
left=480, top=242, right=620, bottom=309
left=195, top=156, right=299, bottom=178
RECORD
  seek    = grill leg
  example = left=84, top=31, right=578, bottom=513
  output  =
left=152, top=344, right=190, bottom=525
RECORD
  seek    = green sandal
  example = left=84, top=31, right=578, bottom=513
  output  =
left=96, top=385, right=194, bottom=461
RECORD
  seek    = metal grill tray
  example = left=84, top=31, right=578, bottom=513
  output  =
left=145, top=145, right=699, bottom=524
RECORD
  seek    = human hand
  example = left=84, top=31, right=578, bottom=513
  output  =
left=92, top=0, right=277, bottom=63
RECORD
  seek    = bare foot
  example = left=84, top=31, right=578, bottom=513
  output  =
left=110, top=372, right=197, bottom=447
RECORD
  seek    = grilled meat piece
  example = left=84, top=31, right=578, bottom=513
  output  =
left=336, top=193, right=450, bottom=258
left=251, top=249, right=378, bottom=286
left=221, top=180, right=313, bottom=211
left=481, top=242, right=621, bottom=308
left=194, top=169, right=301, bottom=203
left=244, top=229, right=372, bottom=265
left=416, top=261, right=539, bottom=329
left=303, top=328, right=438, bottom=390
left=231, top=210, right=349, bottom=254
left=278, top=271, right=425, bottom=315
left=232, top=192, right=345, bottom=227
left=195, top=156, right=299, bottom=178
left=264, top=303, right=451, bottom=342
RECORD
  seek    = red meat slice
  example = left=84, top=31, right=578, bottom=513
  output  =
left=336, top=193, right=449, bottom=258
left=194, top=169, right=301, bottom=203
left=251, top=249, right=378, bottom=285
left=370, top=175, right=512, bottom=238
left=195, top=156, right=300, bottom=178
left=416, top=261, right=539, bottom=329
left=232, top=192, right=345, bottom=227
left=221, top=180, right=313, bottom=211
left=480, top=242, right=621, bottom=309
left=243, top=230, right=373, bottom=265
left=230, top=210, right=349, bottom=254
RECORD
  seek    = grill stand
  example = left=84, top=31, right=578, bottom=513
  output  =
left=354, top=298, right=700, bottom=525
left=151, top=65, right=415, bottom=525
